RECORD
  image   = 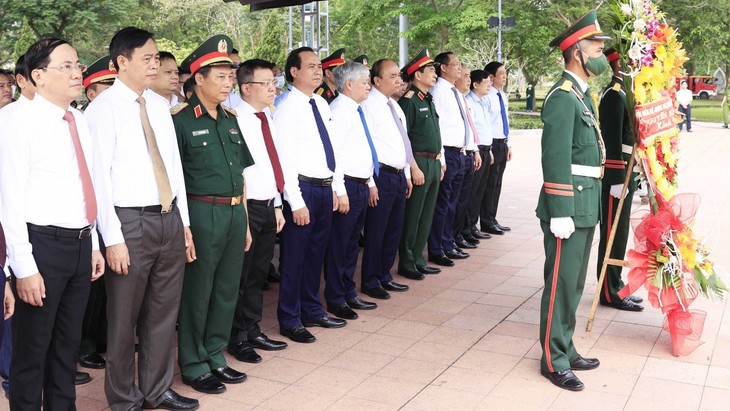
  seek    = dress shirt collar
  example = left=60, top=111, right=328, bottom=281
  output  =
left=112, top=77, right=146, bottom=102
left=333, top=93, right=359, bottom=111
left=289, top=85, right=314, bottom=102
left=235, top=99, right=258, bottom=117
left=31, top=92, right=68, bottom=119
left=17, top=94, right=30, bottom=104
left=187, top=92, right=229, bottom=119
left=368, top=87, right=389, bottom=105
left=466, top=91, right=485, bottom=105
left=435, top=77, right=455, bottom=90
left=564, top=70, right=588, bottom=93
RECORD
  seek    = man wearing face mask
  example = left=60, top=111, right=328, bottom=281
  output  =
left=536, top=10, right=610, bottom=392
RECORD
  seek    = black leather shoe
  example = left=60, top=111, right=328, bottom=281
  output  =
left=154, top=388, right=200, bottom=410
left=382, top=281, right=409, bottom=292
left=75, top=371, right=91, bottom=385
left=627, top=295, right=644, bottom=304
left=471, top=230, right=491, bottom=239
left=416, top=265, right=441, bottom=274
left=600, top=297, right=644, bottom=312
left=444, top=249, right=469, bottom=259
left=569, top=355, right=600, bottom=371
left=362, top=286, right=391, bottom=299
left=280, top=326, right=316, bottom=343
left=455, top=239, right=477, bottom=249
left=463, top=235, right=481, bottom=244
left=483, top=225, right=505, bottom=235
left=328, top=304, right=358, bottom=320
left=249, top=333, right=288, bottom=351
left=79, top=352, right=106, bottom=369
left=346, top=296, right=377, bottom=310
left=428, top=254, right=455, bottom=267
left=128, top=406, right=143, bottom=411
left=495, top=223, right=511, bottom=231
left=211, top=366, right=247, bottom=384
left=541, top=369, right=584, bottom=391
left=304, top=316, right=347, bottom=328
left=397, top=268, right=425, bottom=280
left=227, top=342, right=262, bottom=363
left=183, top=372, right=226, bottom=394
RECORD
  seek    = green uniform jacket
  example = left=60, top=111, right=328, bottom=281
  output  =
left=398, top=85, right=442, bottom=153
left=536, top=71, right=602, bottom=228
left=599, top=76, right=636, bottom=190
left=172, top=92, right=254, bottom=196
left=314, top=82, right=338, bottom=104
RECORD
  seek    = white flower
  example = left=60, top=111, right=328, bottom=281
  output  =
left=634, top=18, right=646, bottom=31
left=631, top=0, right=643, bottom=6
left=621, top=3, right=632, bottom=15
left=629, top=45, right=642, bottom=60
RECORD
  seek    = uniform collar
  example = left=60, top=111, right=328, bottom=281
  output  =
left=563, top=70, right=588, bottom=93
left=187, top=92, right=228, bottom=119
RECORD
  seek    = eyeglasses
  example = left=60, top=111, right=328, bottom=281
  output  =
left=43, top=63, right=87, bottom=74
left=245, top=80, right=276, bottom=88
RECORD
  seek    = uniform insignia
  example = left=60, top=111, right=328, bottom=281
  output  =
left=403, top=90, right=414, bottom=99
left=418, top=107, right=429, bottom=112
left=170, top=102, right=189, bottom=115
left=315, top=88, right=325, bottom=96
left=560, top=80, right=573, bottom=92
left=229, top=128, right=239, bottom=135
left=223, top=106, right=237, bottom=117
left=218, top=39, right=227, bottom=54
left=326, top=90, right=332, bottom=98
left=268, top=104, right=275, bottom=113
left=612, top=83, right=621, bottom=92
left=194, top=105, right=203, bottom=118
left=192, top=129, right=209, bottom=136
left=108, top=60, right=116, bottom=72
left=418, top=92, right=425, bottom=100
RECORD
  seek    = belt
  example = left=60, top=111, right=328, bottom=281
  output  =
left=444, top=145, right=466, bottom=153
left=344, top=175, right=370, bottom=185
left=117, top=197, right=177, bottom=214
left=478, top=144, right=491, bottom=149
left=467, top=149, right=478, bottom=155
left=298, top=174, right=333, bottom=186
left=414, top=151, right=442, bottom=160
left=378, top=163, right=404, bottom=174
left=571, top=164, right=603, bottom=178
left=28, top=223, right=93, bottom=240
left=188, top=194, right=243, bottom=206
left=622, top=144, right=634, bottom=155
left=493, top=138, right=508, bottom=144
left=247, top=198, right=275, bottom=207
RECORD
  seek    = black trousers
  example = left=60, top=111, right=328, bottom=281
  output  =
left=481, top=139, right=508, bottom=227
left=230, top=200, right=277, bottom=344
left=465, top=145, right=492, bottom=234
left=10, top=225, right=92, bottom=411
left=453, top=152, right=476, bottom=239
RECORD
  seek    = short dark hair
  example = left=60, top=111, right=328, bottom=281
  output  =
left=0, top=69, right=12, bottom=81
left=24, top=38, right=70, bottom=86
left=285, top=46, right=314, bottom=83
left=178, top=66, right=190, bottom=76
left=370, top=59, right=389, bottom=84
left=470, top=69, right=489, bottom=90
left=14, top=54, right=29, bottom=78
left=109, top=27, right=155, bottom=70
left=434, top=51, right=453, bottom=77
left=159, top=51, right=176, bottom=63
left=484, top=61, right=504, bottom=76
left=183, top=75, right=196, bottom=96
left=237, top=58, right=275, bottom=88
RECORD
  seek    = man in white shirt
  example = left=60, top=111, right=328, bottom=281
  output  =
left=274, top=47, right=347, bottom=344
left=228, top=58, right=289, bottom=364
left=483, top=61, right=513, bottom=235
left=360, top=59, right=412, bottom=299
left=151, top=51, right=180, bottom=108
left=676, top=80, right=693, bottom=132
left=428, top=51, right=470, bottom=267
left=324, top=62, right=379, bottom=320
left=0, top=37, right=105, bottom=410
left=85, top=27, right=197, bottom=411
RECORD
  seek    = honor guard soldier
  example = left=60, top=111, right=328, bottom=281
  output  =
left=536, top=10, right=610, bottom=391
left=315, top=48, right=345, bottom=104
left=597, top=48, right=644, bottom=311
left=397, top=48, right=443, bottom=281
left=354, top=54, right=369, bottom=68
left=173, top=35, right=254, bottom=395
left=82, top=55, right=116, bottom=107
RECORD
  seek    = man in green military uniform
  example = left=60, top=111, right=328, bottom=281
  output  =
left=397, top=48, right=444, bottom=280
left=536, top=10, right=610, bottom=391
left=597, top=48, right=644, bottom=312
left=173, top=35, right=255, bottom=394
left=315, top=48, right=345, bottom=104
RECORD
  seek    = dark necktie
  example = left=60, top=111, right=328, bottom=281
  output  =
left=63, top=111, right=97, bottom=225
left=0, top=222, right=6, bottom=268
left=309, top=98, right=336, bottom=172
left=254, top=112, right=285, bottom=193
left=386, top=100, right=414, bottom=165
left=357, top=106, right=379, bottom=176
left=497, top=91, right=509, bottom=138
left=137, top=96, right=173, bottom=211
left=452, top=86, right=469, bottom=146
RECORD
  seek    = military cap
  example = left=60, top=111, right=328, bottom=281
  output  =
left=354, top=54, right=369, bottom=67
left=321, top=48, right=346, bottom=70
left=604, top=47, right=620, bottom=63
left=549, top=10, right=611, bottom=52
left=402, top=48, right=434, bottom=76
left=181, top=35, right=235, bottom=75
left=82, top=55, right=117, bottom=88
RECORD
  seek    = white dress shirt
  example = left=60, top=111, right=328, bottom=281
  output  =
left=0, top=94, right=31, bottom=117
left=234, top=100, right=283, bottom=207
left=0, top=94, right=99, bottom=278
left=330, top=94, right=376, bottom=195
left=465, top=91, right=493, bottom=147
left=676, top=88, right=693, bottom=107
left=225, top=88, right=244, bottom=109
left=360, top=87, right=411, bottom=179
left=273, top=86, right=343, bottom=211
left=487, top=87, right=510, bottom=146
left=153, top=91, right=179, bottom=109
left=430, top=77, right=469, bottom=148
left=85, top=78, right=190, bottom=247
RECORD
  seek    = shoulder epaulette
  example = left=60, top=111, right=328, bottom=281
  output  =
left=612, top=82, right=621, bottom=92
left=559, top=80, right=573, bottom=92
left=170, top=102, right=189, bottom=115
left=315, top=87, right=325, bottom=96
left=403, top=90, right=415, bottom=99
left=223, top=105, right=237, bottom=117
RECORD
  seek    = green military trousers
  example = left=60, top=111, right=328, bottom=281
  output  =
left=596, top=187, right=634, bottom=304
left=178, top=200, right=247, bottom=380
left=399, top=156, right=441, bottom=272
left=539, top=220, right=595, bottom=373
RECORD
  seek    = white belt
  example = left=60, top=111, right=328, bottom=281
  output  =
left=571, top=164, right=602, bottom=178
left=622, top=144, right=633, bottom=155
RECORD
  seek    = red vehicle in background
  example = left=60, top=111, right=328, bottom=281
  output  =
left=676, top=76, right=717, bottom=99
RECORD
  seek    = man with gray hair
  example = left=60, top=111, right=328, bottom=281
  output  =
left=324, top=62, right=379, bottom=320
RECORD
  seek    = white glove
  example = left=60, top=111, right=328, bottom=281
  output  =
left=550, top=217, right=575, bottom=239
left=609, top=184, right=625, bottom=199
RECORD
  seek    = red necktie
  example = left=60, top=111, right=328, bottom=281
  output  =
left=254, top=112, right=284, bottom=193
left=463, top=95, right=480, bottom=145
left=0, top=221, right=6, bottom=268
left=63, top=111, right=97, bottom=225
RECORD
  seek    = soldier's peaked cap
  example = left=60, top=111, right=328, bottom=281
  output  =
left=322, top=48, right=346, bottom=70
left=83, top=55, right=117, bottom=88
left=604, top=47, right=620, bottom=63
left=181, top=35, right=235, bottom=75
left=402, top=48, right=434, bottom=76
left=549, top=10, right=611, bottom=52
